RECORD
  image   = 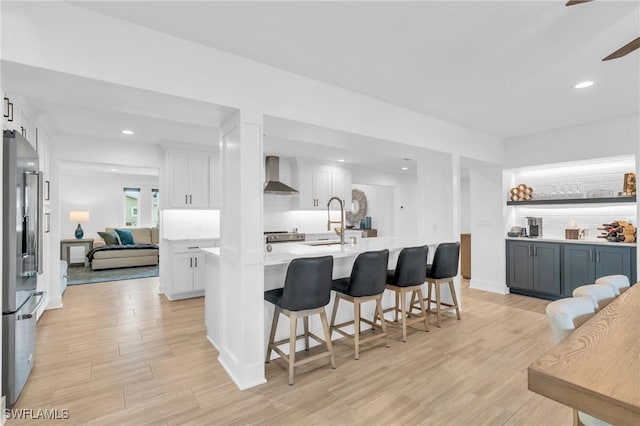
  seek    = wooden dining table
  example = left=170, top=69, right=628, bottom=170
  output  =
left=528, top=283, right=640, bottom=426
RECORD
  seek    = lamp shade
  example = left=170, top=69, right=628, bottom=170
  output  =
left=69, top=210, right=90, bottom=223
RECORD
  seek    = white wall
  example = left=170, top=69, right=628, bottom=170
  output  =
left=469, top=166, right=508, bottom=294
left=460, top=176, right=471, bottom=234
left=162, top=209, right=220, bottom=240
left=352, top=184, right=394, bottom=237
left=59, top=171, right=159, bottom=261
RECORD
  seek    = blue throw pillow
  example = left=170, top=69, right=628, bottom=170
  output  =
left=115, top=228, right=135, bottom=245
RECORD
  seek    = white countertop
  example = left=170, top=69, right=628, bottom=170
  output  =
left=163, top=237, right=220, bottom=242
left=506, top=237, right=637, bottom=247
left=201, top=237, right=432, bottom=266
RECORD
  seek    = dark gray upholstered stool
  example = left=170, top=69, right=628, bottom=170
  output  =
left=411, top=242, right=461, bottom=327
left=264, top=255, right=336, bottom=385
left=329, top=249, right=390, bottom=360
left=377, top=246, right=429, bottom=342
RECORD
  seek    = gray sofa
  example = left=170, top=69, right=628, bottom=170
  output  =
left=91, top=227, right=159, bottom=270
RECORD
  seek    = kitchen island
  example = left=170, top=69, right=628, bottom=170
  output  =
left=201, top=236, right=449, bottom=387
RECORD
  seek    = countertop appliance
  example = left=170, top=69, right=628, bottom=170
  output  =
left=264, top=231, right=306, bottom=244
left=2, top=130, right=45, bottom=407
left=527, top=217, right=543, bottom=238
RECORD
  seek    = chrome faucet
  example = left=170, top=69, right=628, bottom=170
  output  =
left=327, top=196, right=345, bottom=245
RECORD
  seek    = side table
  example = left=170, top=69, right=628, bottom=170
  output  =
left=60, top=239, right=94, bottom=267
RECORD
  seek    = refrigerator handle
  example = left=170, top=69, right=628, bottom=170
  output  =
left=37, top=171, right=43, bottom=274
left=17, top=291, right=47, bottom=320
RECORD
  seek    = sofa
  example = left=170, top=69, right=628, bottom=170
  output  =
left=90, top=227, right=160, bottom=270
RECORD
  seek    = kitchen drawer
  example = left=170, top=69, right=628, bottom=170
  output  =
left=170, top=239, right=219, bottom=254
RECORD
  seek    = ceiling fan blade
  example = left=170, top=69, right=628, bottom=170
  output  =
left=602, top=37, right=640, bottom=61
left=565, top=0, right=594, bottom=6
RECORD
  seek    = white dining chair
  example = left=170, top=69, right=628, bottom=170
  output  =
left=545, top=297, right=609, bottom=426
left=572, top=284, right=616, bottom=312
left=595, top=274, right=631, bottom=296
left=545, top=297, right=595, bottom=344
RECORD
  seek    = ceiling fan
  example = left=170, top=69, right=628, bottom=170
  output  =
left=566, top=0, right=640, bottom=61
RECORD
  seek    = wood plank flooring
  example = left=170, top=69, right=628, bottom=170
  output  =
left=8, top=278, right=572, bottom=425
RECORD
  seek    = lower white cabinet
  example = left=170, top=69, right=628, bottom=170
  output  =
left=162, top=239, right=218, bottom=300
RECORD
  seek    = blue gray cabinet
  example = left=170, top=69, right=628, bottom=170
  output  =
left=563, top=244, right=635, bottom=297
left=507, top=239, right=637, bottom=300
left=507, top=240, right=561, bottom=297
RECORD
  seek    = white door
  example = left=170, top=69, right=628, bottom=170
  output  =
left=171, top=253, right=194, bottom=294
left=169, top=151, right=191, bottom=207
left=313, top=167, right=332, bottom=208
left=331, top=168, right=351, bottom=207
left=192, top=253, right=207, bottom=291
left=188, top=153, right=210, bottom=208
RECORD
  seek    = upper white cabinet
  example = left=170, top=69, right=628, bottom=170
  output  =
left=293, top=160, right=352, bottom=210
left=166, top=149, right=218, bottom=209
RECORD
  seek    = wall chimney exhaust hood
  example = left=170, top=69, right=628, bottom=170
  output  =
left=264, top=156, right=298, bottom=195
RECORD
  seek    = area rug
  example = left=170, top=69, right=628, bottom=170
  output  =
left=67, top=265, right=159, bottom=286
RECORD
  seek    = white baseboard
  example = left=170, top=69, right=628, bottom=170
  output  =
left=470, top=279, right=509, bottom=295
left=164, top=290, right=204, bottom=301
left=217, top=348, right=266, bottom=391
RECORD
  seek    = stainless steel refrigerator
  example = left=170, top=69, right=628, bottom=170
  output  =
left=2, top=129, right=45, bottom=407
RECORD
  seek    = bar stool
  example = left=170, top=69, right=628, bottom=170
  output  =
left=264, top=256, right=336, bottom=385
left=379, top=246, right=429, bottom=342
left=414, top=242, right=461, bottom=327
left=573, top=284, right=616, bottom=312
left=595, top=274, right=631, bottom=296
left=329, top=249, right=390, bottom=360
left=545, top=297, right=606, bottom=426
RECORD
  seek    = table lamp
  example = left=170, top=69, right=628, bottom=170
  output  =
left=69, top=211, right=90, bottom=239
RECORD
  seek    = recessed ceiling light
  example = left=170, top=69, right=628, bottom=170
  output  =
left=111, top=168, right=118, bottom=172
left=121, top=129, right=134, bottom=135
left=402, top=167, right=409, bottom=171
left=338, top=159, right=345, bottom=162
left=574, top=81, right=594, bottom=89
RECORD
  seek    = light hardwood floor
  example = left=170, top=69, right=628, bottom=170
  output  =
left=8, top=278, right=572, bottom=425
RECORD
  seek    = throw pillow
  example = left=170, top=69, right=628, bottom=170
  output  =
left=98, top=230, right=120, bottom=246
left=115, top=228, right=135, bottom=245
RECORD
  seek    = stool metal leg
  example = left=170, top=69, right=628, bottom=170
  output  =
left=288, top=313, right=298, bottom=385
left=266, top=307, right=280, bottom=363
left=400, top=288, right=408, bottom=342
left=354, top=299, right=361, bottom=360
left=435, top=282, right=442, bottom=327
left=319, top=310, right=336, bottom=369
left=375, top=297, right=390, bottom=348
left=394, top=291, right=400, bottom=322
left=448, top=279, right=461, bottom=320
left=303, top=316, right=310, bottom=350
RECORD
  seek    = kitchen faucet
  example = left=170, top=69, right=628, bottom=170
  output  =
left=327, top=196, right=345, bottom=245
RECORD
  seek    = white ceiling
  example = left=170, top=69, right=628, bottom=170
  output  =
left=75, top=0, right=640, bottom=139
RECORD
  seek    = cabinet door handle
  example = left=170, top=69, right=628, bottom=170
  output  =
left=8, top=101, right=13, bottom=122
left=596, top=251, right=600, bottom=264
left=185, top=194, right=188, bottom=204
left=589, top=250, right=593, bottom=263
left=21, top=126, right=26, bottom=138
left=190, top=257, right=193, bottom=268
left=189, top=194, right=192, bottom=204
left=3, top=97, right=8, bottom=118
left=194, top=257, right=198, bottom=268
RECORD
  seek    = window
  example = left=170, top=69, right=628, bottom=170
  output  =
left=123, top=187, right=140, bottom=226
left=152, top=189, right=160, bottom=227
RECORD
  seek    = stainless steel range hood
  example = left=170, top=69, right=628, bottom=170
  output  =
left=264, top=156, right=298, bottom=195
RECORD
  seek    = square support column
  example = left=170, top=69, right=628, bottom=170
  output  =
left=217, top=110, right=266, bottom=389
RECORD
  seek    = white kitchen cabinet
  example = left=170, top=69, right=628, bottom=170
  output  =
left=293, top=160, right=351, bottom=210
left=162, top=239, right=218, bottom=300
left=166, top=150, right=212, bottom=208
